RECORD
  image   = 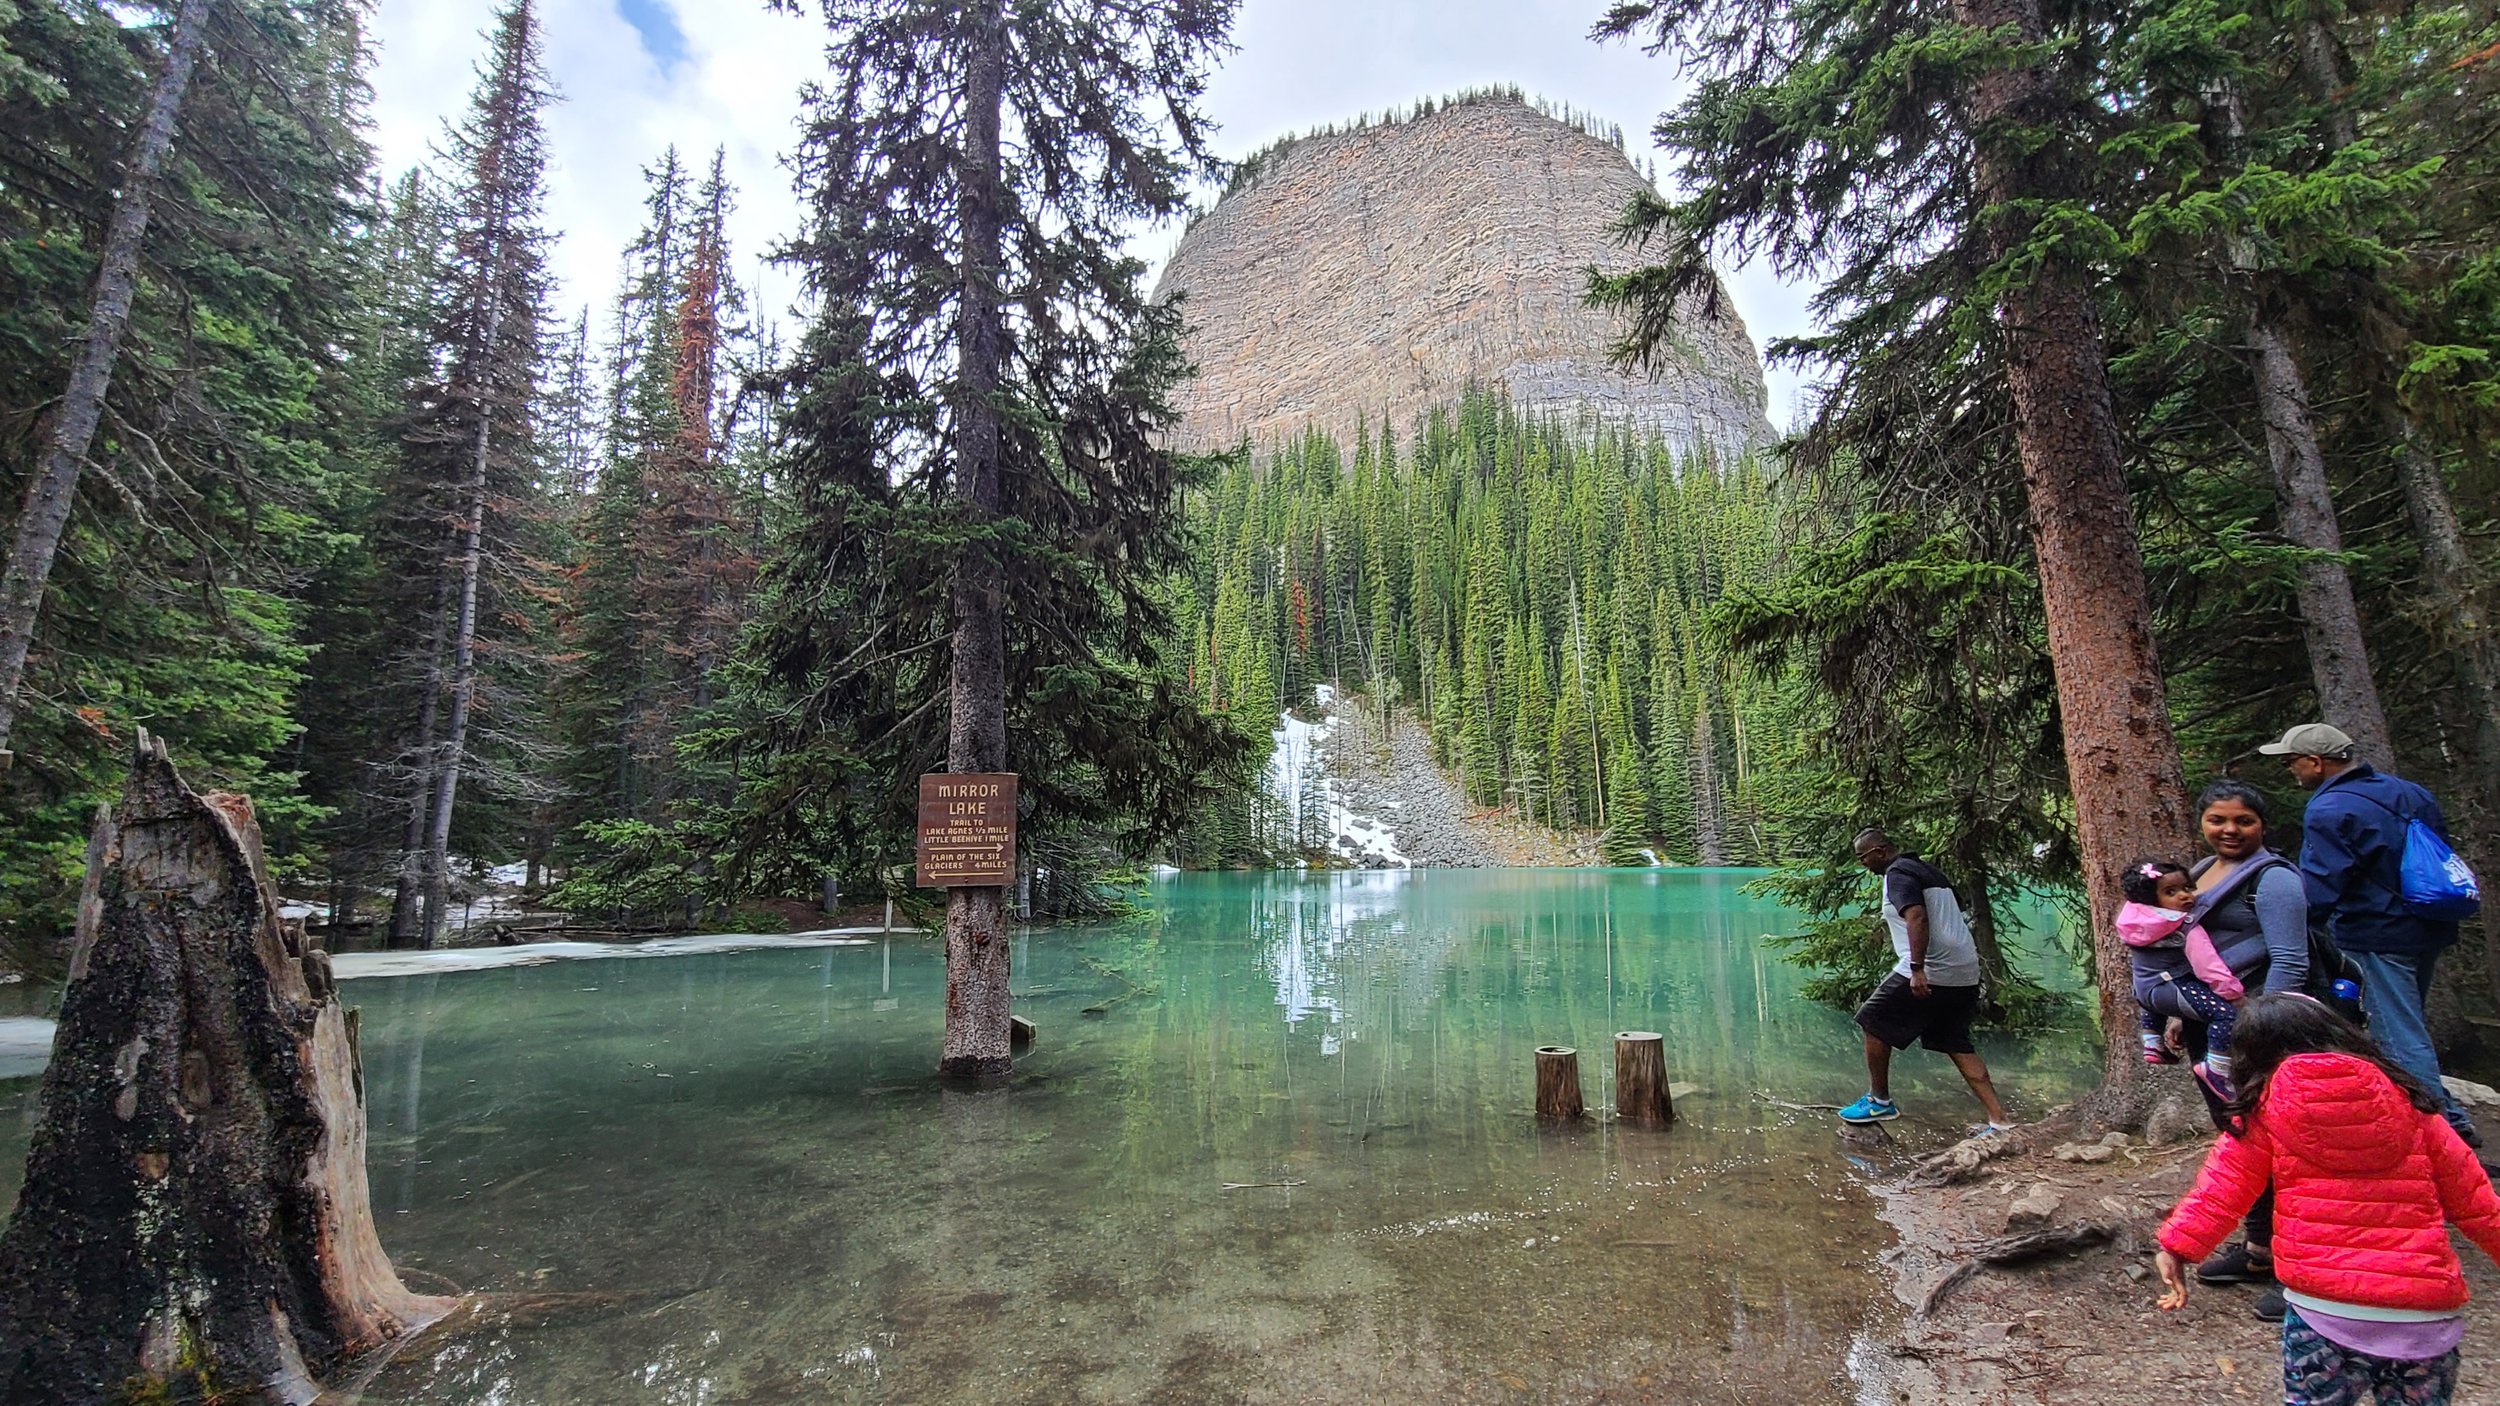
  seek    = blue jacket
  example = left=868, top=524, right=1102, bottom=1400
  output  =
left=2298, top=765, right=2461, bottom=956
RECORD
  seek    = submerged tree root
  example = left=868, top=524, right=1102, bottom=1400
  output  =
left=317, top=1288, right=686, bottom=1404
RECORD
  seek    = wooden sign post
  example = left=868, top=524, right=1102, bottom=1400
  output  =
left=916, top=773, right=1018, bottom=889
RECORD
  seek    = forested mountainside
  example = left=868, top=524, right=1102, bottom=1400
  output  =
left=1173, top=395, right=1800, bottom=869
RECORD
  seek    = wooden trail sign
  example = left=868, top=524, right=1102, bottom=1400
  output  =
left=916, top=772, right=1017, bottom=888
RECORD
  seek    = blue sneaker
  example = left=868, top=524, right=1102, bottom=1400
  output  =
left=1838, top=1093, right=1899, bottom=1124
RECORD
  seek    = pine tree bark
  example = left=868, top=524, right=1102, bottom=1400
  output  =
left=2385, top=420, right=2500, bottom=996
left=2291, top=18, right=2500, bottom=997
left=2212, top=84, right=2394, bottom=766
left=1950, top=823, right=2016, bottom=1009
left=1690, top=705, right=1726, bottom=865
left=420, top=292, right=505, bottom=950
left=387, top=574, right=450, bottom=948
left=1953, top=0, right=2193, bottom=1101
left=939, top=0, right=1014, bottom=1082
left=2249, top=321, right=2395, bottom=765
left=0, top=735, right=450, bottom=1401
left=0, top=0, right=216, bottom=766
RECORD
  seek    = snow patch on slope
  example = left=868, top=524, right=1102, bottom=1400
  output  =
left=1270, top=686, right=1410, bottom=869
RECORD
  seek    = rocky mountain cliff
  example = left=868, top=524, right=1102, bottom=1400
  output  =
left=1154, top=92, right=1774, bottom=457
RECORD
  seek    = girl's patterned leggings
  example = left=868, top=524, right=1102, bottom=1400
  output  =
left=2284, top=1308, right=2460, bottom=1406
left=2139, top=976, right=2236, bottom=1056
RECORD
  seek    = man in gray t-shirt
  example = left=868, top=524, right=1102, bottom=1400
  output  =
left=1836, top=828, right=2012, bottom=1133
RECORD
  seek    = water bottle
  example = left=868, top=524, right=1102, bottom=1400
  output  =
left=2330, top=977, right=2364, bottom=1024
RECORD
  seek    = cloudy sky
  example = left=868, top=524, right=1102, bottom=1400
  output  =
left=368, top=0, right=1819, bottom=425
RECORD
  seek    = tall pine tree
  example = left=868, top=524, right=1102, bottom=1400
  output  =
left=378, top=0, right=554, bottom=948
left=754, top=0, right=1247, bottom=1076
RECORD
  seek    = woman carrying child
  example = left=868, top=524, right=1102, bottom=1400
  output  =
left=2174, top=778, right=2320, bottom=1307
left=2157, top=993, right=2500, bottom=1405
left=2187, top=779, right=2313, bottom=1017
left=2120, top=857, right=2245, bottom=1098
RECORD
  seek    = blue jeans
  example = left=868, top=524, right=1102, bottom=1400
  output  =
left=2347, top=948, right=2473, bottom=1136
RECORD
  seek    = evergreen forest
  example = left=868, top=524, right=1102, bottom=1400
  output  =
left=0, top=0, right=1263, bottom=964
left=0, top=0, right=2495, bottom=1075
left=1174, top=400, right=1797, bottom=870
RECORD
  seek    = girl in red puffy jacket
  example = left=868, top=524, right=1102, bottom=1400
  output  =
left=2156, top=992, right=2500, bottom=1405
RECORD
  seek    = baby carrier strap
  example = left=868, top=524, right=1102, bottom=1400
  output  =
left=2184, top=851, right=2289, bottom=927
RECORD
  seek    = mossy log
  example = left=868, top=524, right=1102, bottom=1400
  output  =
left=0, top=734, right=452, bottom=1403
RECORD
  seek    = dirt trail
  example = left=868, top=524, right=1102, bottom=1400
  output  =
left=1863, top=1108, right=2500, bottom=1405
left=1318, top=694, right=1597, bottom=868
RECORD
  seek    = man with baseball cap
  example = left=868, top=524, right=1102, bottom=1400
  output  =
left=2262, top=722, right=2478, bottom=1142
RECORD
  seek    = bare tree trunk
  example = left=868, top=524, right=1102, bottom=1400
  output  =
left=2207, top=83, right=2394, bottom=766
left=2248, top=324, right=2396, bottom=764
left=0, top=0, right=216, bottom=766
left=0, top=735, right=451, bottom=1401
left=387, top=573, right=450, bottom=948
left=1954, top=0, right=2193, bottom=1105
left=1690, top=705, right=1726, bottom=865
left=2290, top=18, right=2500, bottom=1000
left=1951, top=816, right=2016, bottom=1008
left=419, top=303, right=503, bottom=951
left=2386, top=420, right=2500, bottom=996
left=939, top=0, right=1013, bottom=1082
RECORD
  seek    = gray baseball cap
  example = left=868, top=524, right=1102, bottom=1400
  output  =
left=2256, top=723, right=2356, bottom=758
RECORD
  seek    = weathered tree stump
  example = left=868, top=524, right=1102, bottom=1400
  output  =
left=1615, top=1031, right=1675, bottom=1126
left=0, top=734, right=452, bottom=1403
left=1535, top=1046, right=1584, bottom=1120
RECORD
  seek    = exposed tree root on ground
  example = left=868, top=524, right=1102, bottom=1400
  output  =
left=1862, top=1100, right=2500, bottom=1404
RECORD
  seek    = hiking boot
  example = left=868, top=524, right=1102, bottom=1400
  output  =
left=1837, top=1093, right=1899, bottom=1124
left=2253, top=1287, right=2287, bottom=1322
left=2197, top=1243, right=2275, bottom=1286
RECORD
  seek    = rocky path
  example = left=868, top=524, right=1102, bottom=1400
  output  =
left=1866, top=1100, right=2500, bottom=1405
left=1318, top=694, right=1594, bottom=868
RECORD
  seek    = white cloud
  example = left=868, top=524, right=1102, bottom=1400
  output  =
left=369, top=0, right=815, bottom=345
left=368, top=0, right=1818, bottom=424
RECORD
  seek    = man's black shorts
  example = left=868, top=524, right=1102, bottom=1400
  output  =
left=1855, top=972, right=1981, bottom=1054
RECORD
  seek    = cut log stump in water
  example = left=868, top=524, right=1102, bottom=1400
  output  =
left=1535, top=1046, right=1584, bottom=1121
left=1615, top=1031, right=1675, bottom=1126
left=0, top=732, right=454, bottom=1404
left=1010, top=1014, right=1036, bottom=1049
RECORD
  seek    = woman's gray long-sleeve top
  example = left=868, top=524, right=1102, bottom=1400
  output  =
left=2192, top=852, right=2311, bottom=994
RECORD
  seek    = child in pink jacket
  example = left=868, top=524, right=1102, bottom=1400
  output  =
left=2119, top=858, right=2245, bottom=1098
left=2157, top=993, right=2500, bottom=1405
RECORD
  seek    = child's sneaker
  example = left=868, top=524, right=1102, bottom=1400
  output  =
left=1838, top=1093, right=1899, bottom=1124
left=2193, top=1061, right=2235, bottom=1103
left=2141, top=1034, right=2180, bottom=1065
left=1967, top=1122, right=2015, bottom=1139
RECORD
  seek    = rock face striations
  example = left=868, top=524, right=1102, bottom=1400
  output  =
left=1154, top=93, right=1774, bottom=457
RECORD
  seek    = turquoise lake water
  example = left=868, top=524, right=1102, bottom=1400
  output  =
left=0, top=868, right=2102, bottom=1403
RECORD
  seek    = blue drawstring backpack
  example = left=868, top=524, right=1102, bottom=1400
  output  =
left=2358, top=792, right=2482, bottom=921
left=2398, top=817, right=2482, bottom=921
